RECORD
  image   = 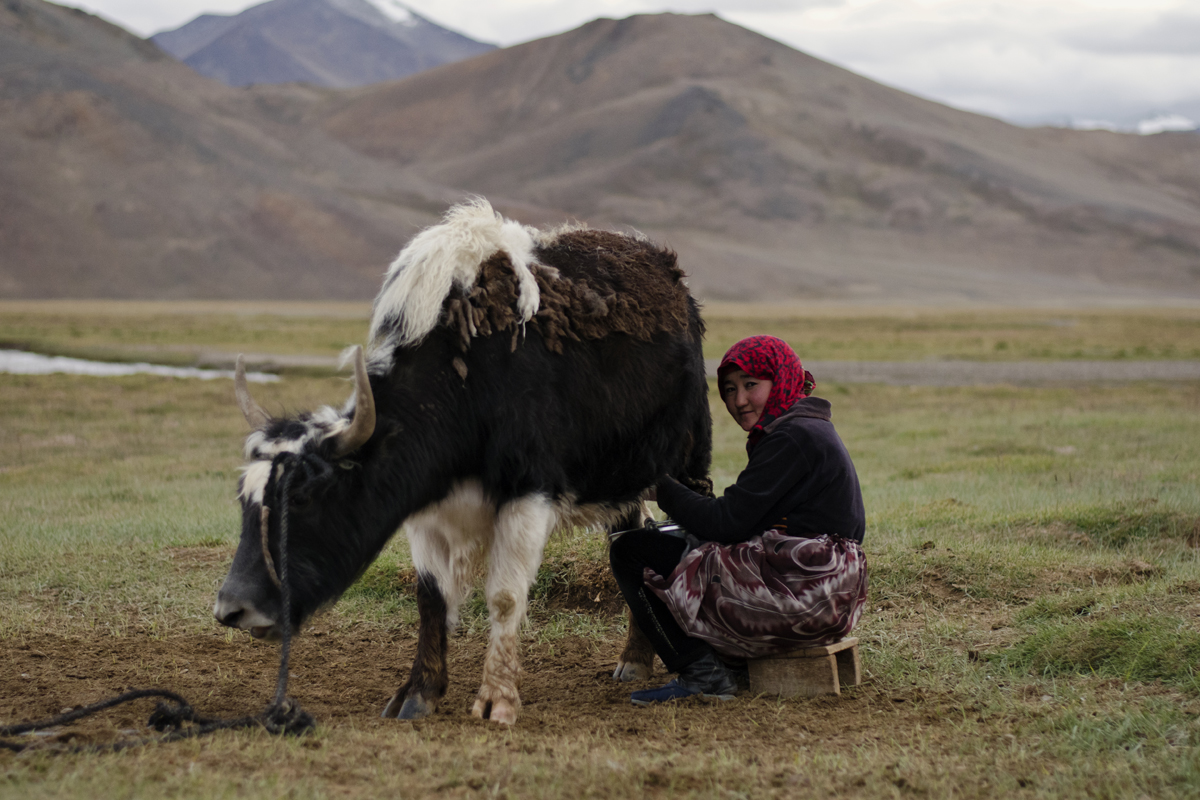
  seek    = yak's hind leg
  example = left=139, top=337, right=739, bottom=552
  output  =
left=614, top=478, right=713, bottom=684
left=610, top=503, right=656, bottom=682
left=473, top=494, right=555, bottom=725
left=615, top=609, right=656, bottom=682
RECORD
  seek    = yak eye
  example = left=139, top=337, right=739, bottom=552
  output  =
left=291, top=493, right=314, bottom=511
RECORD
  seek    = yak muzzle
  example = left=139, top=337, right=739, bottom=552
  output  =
left=214, top=579, right=281, bottom=640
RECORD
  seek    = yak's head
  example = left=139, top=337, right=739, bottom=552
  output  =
left=213, top=346, right=377, bottom=640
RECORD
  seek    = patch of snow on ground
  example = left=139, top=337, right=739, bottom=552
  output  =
left=0, top=350, right=279, bottom=382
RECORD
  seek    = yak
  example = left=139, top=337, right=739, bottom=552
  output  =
left=214, top=199, right=712, bottom=725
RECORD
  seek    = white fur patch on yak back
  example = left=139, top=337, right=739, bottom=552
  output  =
left=368, top=198, right=541, bottom=354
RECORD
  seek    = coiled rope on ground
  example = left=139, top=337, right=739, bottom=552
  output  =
left=0, top=458, right=315, bottom=754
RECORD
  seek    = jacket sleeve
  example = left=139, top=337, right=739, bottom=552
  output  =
left=655, top=433, right=812, bottom=544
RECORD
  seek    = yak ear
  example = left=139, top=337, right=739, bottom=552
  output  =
left=234, top=355, right=270, bottom=429
left=332, top=346, right=376, bottom=458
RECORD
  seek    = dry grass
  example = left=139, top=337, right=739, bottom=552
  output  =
left=2, top=304, right=1200, bottom=798
left=0, top=301, right=371, bottom=366
left=702, top=305, right=1200, bottom=362
left=4, top=302, right=1200, bottom=366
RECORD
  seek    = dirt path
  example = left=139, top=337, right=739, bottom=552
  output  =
left=706, top=359, right=1200, bottom=384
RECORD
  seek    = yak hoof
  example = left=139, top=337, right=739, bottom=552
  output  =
left=397, top=696, right=433, bottom=720
left=472, top=696, right=518, bottom=726
left=612, top=660, right=652, bottom=682
left=382, top=693, right=433, bottom=720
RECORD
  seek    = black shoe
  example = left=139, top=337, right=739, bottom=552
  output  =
left=676, top=648, right=739, bottom=696
left=724, top=661, right=750, bottom=693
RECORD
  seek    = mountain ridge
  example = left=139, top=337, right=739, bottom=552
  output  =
left=0, top=0, right=457, bottom=299
left=306, top=13, right=1200, bottom=301
left=3, top=2, right=1199, bottom=304
left=151, top=0, right=495, bottom=88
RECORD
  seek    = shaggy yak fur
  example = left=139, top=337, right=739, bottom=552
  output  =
left=214, top=199, right=712, bottom=725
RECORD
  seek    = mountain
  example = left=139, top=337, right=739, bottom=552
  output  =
left=306, top=13, right=1200, bottom=303
left=4, top=3, right=1199, bottom=304
left=151, top=0, right=495, bottom=88
left=0, top=0, right=453, bottom=298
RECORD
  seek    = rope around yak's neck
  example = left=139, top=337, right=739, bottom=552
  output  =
left=272, top=464, right=299, bottom=709
left=0, top=458, right=314, bottom=754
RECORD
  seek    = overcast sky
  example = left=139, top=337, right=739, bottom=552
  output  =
left=63, top=0, right=1200, bottom=130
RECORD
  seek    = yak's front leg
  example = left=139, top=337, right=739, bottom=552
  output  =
left=384, top=513, right=480, bottom=720
left=382, top=572, right=449, bottom=719
left=473, top=495, right=555, bottom=725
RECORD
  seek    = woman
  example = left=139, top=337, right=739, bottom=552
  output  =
left=610, top=335, right=868, bottom=705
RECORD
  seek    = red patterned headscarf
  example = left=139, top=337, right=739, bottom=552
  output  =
left=718, top=336, right=815, bottom=452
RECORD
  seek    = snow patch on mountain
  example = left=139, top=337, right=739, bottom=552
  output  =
left=1068, top=113, right=1196, bottom=135
left=361, top=0, right=418, bottom=26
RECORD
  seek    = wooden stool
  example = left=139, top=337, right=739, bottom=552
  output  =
left=747, top=637, right=861, bottom=698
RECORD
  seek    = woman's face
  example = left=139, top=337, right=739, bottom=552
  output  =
left=721, top=370, right=773, bottom=432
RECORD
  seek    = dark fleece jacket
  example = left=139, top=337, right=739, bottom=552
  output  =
left=656, top=397, right=865, bottom=544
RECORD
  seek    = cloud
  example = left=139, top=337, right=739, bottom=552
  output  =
left=67, top=0, right=269, bottom=36
left=719, top=0, right=1200, bottom=124
left=1062, top=11, right=1200, bottom=56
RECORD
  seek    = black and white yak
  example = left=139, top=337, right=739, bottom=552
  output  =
left=214, top=199, right=712, bottom=725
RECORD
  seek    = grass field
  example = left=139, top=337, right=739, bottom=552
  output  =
left=2, top=304, right=1199, bottom=798
left=4, top=301, right=1200, bottom=365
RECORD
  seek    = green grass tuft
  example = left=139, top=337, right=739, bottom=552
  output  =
left=1016, top=593, right=1102, bottom=623
left=1061, top=506, right=1200, bottom=548
left=998, top=615, right=1200, bottom=687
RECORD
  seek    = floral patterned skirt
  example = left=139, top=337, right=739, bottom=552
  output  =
left=644, top=530, right=868, bottom=660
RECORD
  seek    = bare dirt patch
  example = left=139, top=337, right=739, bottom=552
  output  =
left=12, top=626, right=1076, bottom=799
left=538, top=558, right=627, bottom=616
left=2, top=627, right=935, bottom=751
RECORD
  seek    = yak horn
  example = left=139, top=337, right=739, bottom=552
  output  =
left=234, top=355, right=270, bottom=430
left=332, top=346, right=376, bottom=458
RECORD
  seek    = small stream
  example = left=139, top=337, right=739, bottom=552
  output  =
left=0, top=350, right=279, bottom=382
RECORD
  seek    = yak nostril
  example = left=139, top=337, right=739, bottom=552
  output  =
left=214, top=594, right=247, bottom=628
left=214, top=586, right=276, bottom=631
left=216, top=607, right=243, bottom=628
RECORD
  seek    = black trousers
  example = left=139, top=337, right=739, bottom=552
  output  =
left=609, top=529, right=709, bottom=673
